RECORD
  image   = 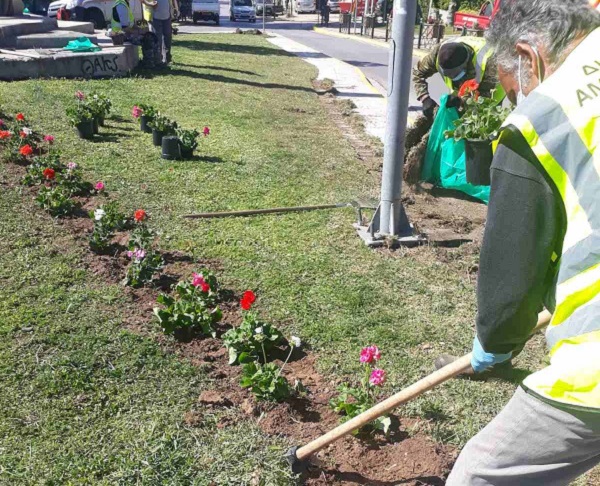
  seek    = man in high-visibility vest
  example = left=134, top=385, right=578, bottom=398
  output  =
left=413, top=37, right=505, bottom=118
left=111, top=0, right=135, bottom=33
left=444, top=1, right=600, bottom=484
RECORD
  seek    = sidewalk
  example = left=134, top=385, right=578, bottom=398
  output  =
left=268, top=33, right=389, bottom=141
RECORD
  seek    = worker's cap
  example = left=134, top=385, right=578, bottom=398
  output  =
left=438, top=42, right=470, bottom=80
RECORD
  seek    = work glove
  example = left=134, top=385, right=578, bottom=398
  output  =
left=446, top=94, right=463, bottom=110
left=470, top=336, right=512, bottom=373
left=421, top=96, right=438, bottom=119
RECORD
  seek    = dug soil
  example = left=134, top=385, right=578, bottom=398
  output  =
left=2, top=118, right=460, bottom=485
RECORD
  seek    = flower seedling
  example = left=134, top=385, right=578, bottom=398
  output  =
left=445, top=86, right=511, bottom=142
left=153, top=271, right=222, bottom=336
left=66, top=103, right=94, bottom=126
left=123, top=209, right=163, bottom=287
left=88, top=201, right=127, bottom=251
left=330, top=345, right=391, bottom=435
left=176, top=127, right=200, bottom=152
left=223, top=291, right=283, bottom=364
left=240, top=334, right=301, bottom=402
left=149, top=113, right=178, bottom=135
left=35, top=185, right=76, bottom=217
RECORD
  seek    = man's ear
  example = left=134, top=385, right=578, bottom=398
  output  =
left=515, top=42, right=542, bottom=85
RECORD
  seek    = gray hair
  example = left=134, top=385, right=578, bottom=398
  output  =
left=486, top=0, right=600, bottom=75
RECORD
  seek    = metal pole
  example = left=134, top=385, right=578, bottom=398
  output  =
left=355, top=0, right=422, bottom=246
left=263, top=0, right=266, bottom=32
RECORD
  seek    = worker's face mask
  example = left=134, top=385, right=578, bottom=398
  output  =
left=451, top=70, right=466, bottom=81
left=516, top=45, right=544, bottom=106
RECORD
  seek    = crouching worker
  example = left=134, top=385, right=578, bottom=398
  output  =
left=413, top=36, right=504, bottom=118
left=442, top=1, right=600, bottom=484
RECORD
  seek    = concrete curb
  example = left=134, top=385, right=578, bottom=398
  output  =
left=312, top=26, right=428, bottom=58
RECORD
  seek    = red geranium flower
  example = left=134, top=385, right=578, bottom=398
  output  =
left=43, top=168, right=56, bottom=180
left=16, top=113, right=25, bottom=122
left=19, top=144, right=33, bottom=156
left=240, top=290, right=256, bottom=310
left=134, top=209, right=147, bottom=222
left=0, top=130, right=12, bottom=139
left=458, top=79, right=480, bottom=98
left=200, top=282, right=210, bottom=293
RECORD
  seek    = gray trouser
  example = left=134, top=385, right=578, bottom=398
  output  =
left=149, top=18, right=172, bottom=63
left=447, top=387, right=600, bottom=486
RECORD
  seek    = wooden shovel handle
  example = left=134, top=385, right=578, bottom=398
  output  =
left=296, top=309, right=553, bottom=462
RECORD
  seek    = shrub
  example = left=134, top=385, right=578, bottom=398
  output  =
left=154, top=271, right=222, bottom=336
left=240, top=362, right=291, bottom=402
left=149, top=113, right=178, bottom=134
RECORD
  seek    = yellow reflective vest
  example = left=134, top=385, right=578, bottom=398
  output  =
left=500, top=27, right=600, bottom=409
left=436, top=36, right=505, bottom=104
left=111, top=0, right=135, bottom=32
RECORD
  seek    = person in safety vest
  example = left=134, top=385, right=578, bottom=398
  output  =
left=412, top=37, right=504, bottom=118
left=441, top=1, right=600, bottom=484
left=111, top=0, right=135, bottom=33
left=144, top=0, right=178, bottom=65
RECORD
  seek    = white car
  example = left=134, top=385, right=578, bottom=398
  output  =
left=229, top=0, right=256, bottom=22
left=192, top=0, right=220, bottom=24
left=296, top=0, right=314, bottom=13
left=47, top=0, right=142, bottom=28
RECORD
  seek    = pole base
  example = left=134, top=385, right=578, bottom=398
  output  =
left=354, top=223, right=426, bottom=247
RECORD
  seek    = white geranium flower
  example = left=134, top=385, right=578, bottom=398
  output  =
left=22, top=127, right=32, bottom=136
left=291, top=336, right=302, bottom=348
left=94, top=208, right=106, bottom=221
left=254, top=326, right=263, bottom=335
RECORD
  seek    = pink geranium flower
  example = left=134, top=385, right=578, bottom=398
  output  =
left=359, top=345, right=381, bottom=364
left=95, top=181, right=105, bottom=191
left=44, top=135, right=55, bottom=144
left=132, top=106, right=142, bottom=118
left=369, top=368, right=386, bottom=386
left=203, top=126, right=210, bottom=136
left=75, top=91, right=85, bottom=101
left=67, top=162, right=77, bottom=170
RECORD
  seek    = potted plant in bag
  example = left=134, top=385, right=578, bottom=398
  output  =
left=445, top=84, right=510, bottom=186
left=149, top=114, right=177, bottom=147
left=66, top=104, right=95, bottom=140
left=134, top=104, right=156, bottom=133
left=176, top=127, right=200, bottom=159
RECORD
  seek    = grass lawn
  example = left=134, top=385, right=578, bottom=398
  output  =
left=0, top=32, right=570, bottom=482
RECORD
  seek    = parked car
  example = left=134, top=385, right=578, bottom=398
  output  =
left=296, top=0, right=314, bottom=13
left=255, top=0, right=276, bottom=17
left=23, top=0, right=53, bottom=15
left=328, top=0, right=339, bottom=12
left=230, top=0, right=257, bottom=21
left=453, top=0, right=500, bottom=30
left=47, top=0, right=143, bottom=28
left=192, top=0, right=220, bottom=24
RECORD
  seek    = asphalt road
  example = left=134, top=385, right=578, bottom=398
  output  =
left=177, top=0, right=448, bottom=109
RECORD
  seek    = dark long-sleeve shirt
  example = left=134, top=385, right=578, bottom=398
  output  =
left=412, top=42, right=499, bottom=101
left=476, top=128, right=565, bottom=354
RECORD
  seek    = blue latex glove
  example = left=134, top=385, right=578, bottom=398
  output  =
left=471, top=336, right=512, bottom=373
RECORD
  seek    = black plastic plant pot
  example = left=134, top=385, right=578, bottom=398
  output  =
left=92, top=117, right=99, bottom=134
left=465, top=138, right=493, bottom=186
left=98, top=116, right=105, bottom=127
left=75, top=120, right=94, bottom=140
left=180, top=144, right=194, bottom=159
left=162, top=136, right=181, bottom=160
left=140, top=115, right=152, bottom=133
left=152, top=129, right=165, bottom=146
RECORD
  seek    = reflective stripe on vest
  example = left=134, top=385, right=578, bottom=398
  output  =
left=111, top=0, right=134, bottom=31
left=500, top=28, right=600, bottom=406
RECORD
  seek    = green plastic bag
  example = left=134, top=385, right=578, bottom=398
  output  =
left=64, top=37, right=101, bottom=53
left=421, top=94, right=490, bottom=204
